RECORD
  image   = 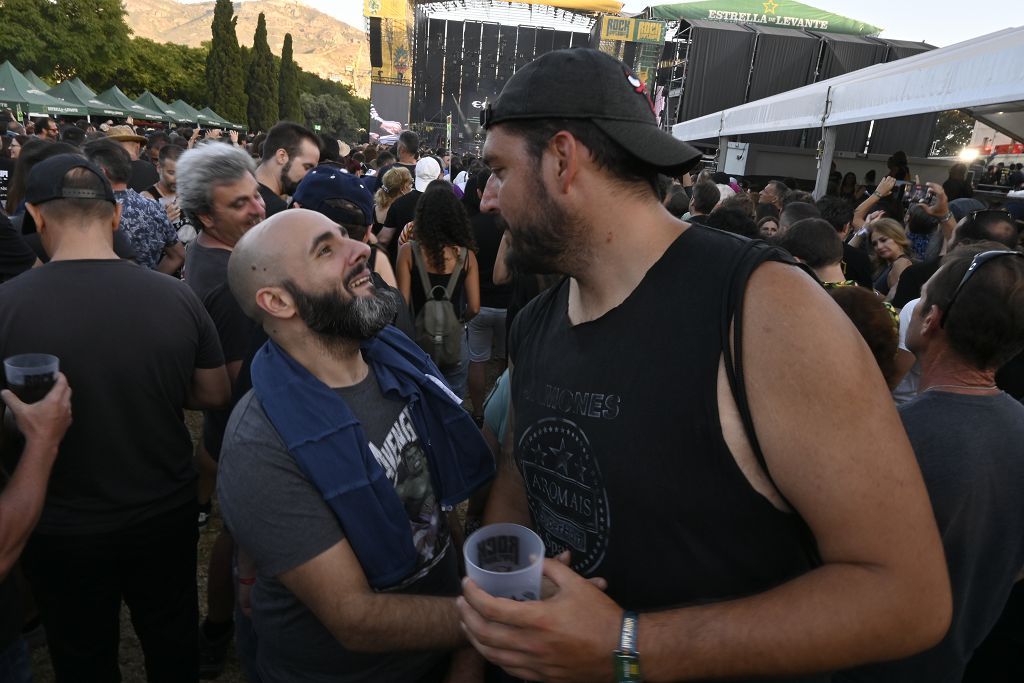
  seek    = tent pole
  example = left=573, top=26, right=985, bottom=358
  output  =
left=813, top=127, right=836, bottom=200
left=717, top=136, right=731, bottom=172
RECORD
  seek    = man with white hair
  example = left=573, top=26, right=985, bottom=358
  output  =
left=177, top=141, right=267, bottom=677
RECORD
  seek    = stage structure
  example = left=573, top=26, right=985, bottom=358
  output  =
left=365, top=0, right=416, bottom=140
left=645, top=1, right=937, bottom=156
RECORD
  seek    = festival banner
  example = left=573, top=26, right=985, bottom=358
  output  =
left=649, top=0, right=882, bottom=36
left=366, top=0, right=414, bottom=84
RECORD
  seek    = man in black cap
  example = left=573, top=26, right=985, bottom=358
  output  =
left=458, top=48, right=951, bottom=682
left=0, top=155, right=230, bottom=680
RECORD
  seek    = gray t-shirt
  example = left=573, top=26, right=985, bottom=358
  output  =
left=218, top=365, right=458, bottom=683
left=839, top=390, right=1024, bottom=683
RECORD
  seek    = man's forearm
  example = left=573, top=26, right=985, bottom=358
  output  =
left=639, top=561, right=950, bottom=682
left=0, top=441, right=59, bottom=577
left=333, top=593, right=465, bottom=652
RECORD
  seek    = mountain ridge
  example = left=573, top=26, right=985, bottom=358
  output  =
left=124, top=0, right=371, bottom=98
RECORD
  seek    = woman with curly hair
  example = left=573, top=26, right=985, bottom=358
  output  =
left=868, top=217, right=914, bottom=301
left=397, top=180, right=479, bottom=397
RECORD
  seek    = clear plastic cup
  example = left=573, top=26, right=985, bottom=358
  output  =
left=3, top=354, right=59, bottom=404
left=464, top=523, right=544, bottom=601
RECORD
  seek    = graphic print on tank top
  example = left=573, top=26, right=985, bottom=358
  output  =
left=518, top=415, right=611, bottom=575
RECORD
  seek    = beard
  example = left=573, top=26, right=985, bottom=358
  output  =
left=502, top=176, right=587, bottom=276
left=280, top=160, right=300, bottom=196
left=284, top=276, right=400, bottom=343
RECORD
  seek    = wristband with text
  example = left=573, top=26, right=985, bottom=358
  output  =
left=613, top=610, right=642, bottom=682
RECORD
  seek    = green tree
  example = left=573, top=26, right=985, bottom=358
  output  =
left=246, top=13, right=278, bottom=132
left=930, top=110, right=975, bottom=157
left=0, top=0, right=130, bottom=83
left=206, top=0, right=246, bottom=124
left=278, top=33, right=303, bottom=123
left=300, top=92, right=359, bottom=141
left=106, top=38, right=208, bottom=105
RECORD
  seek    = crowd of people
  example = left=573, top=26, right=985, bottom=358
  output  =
left=0, top=45, right=1022, bottom=683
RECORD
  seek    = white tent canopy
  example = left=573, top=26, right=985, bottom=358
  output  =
left=672, top=25, right=1024, bottom=193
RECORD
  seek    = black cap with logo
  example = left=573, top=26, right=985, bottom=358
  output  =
left=481, top=48, right=702, bottom=175
left=22, top=154, right=116, bottom=233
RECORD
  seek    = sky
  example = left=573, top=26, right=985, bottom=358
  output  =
left=329, top=0, right=1022, bottom=47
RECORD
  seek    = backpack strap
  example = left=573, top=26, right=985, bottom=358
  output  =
left=368, top=243, right=378, bottom=275
left=443, top=248, right=468, bottom=303
left=409, top=240, right=435, bottom=302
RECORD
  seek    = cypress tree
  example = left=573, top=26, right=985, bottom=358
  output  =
left=278, top=33, right=303, bottom=123
left=246, top=13, right=279, bottom=133
left=205, top=0, right=246, bottom=125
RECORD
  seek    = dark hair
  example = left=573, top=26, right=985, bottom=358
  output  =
left=956, top=210, right=1018, bottom=248
left=375, top=150, right=395, bottom=168
left=398, top=130, right=419, bottom=158
left=839, top=172, right=857, bottom=195
left=664, top=185, right=690, bottom=218
left=763, top=180, right=789, bottom=203
left=59, top=125, right=86, bottom=146
left=782, top=189, right=815, bottom=207
left=33, top=116, right=55, bottom=132
left=321, top=198, right=371, bottom=241
left=689, top=180, right=720, bottom=215
left=773, top=218, right=843, bottom=268
left=37, top=166, right=116, bottom=228
left=719, top=191, right=755, bottom=219
left=261, top=121, right=321, bottom=163
left=496, top=118, right=660, bottom=197
left=83, top=138, right=132, bottom=185
left=318, top=135, right=341, bottom=164
left=158, top=144, right=186, bottom=164
left=864, top=169, right=877, bottom=184
left=828, top=286, right=899, bottom=388
left=705, top=207, right=757, bottom=238
left=0, top=136, right=16, bottom=159
left=779, top=201, right=821, bottom=231
left=147, top=131, right=169, bottom=149
left=922, top=244, right=1024, bottom=369
left=462, top=168, right=491, bottom=216
left=947, top=163, right=967, bottom=181
left=815, top=195, right=853, bottom=233
left=413, top=179, right=476, bottom=271
left=755, top=202, right=779, bottom=221
left=906, top=204, right=939, bottom=236
left=6, top=140, right=81, bottom=215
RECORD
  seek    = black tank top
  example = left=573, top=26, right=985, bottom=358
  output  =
left=510, top=226, right=821, bottom=616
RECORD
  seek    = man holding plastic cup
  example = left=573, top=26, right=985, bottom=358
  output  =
left=457, top=49, right=952, bottom=682
left=0, top=373, right=71, bottom=681
left=217, top=209, right=494, bottom=682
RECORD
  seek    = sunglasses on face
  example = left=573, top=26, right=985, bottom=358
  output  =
left=941, top=250, right=1024, bottom=327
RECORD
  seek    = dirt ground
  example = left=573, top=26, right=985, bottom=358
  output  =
left=30, top=411, right=246, bottom=682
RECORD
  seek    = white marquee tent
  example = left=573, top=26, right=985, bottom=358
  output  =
left=672, top=25, right=1024, bottom=196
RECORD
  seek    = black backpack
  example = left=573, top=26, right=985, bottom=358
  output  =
left=410, top=241, right=466, bottom=367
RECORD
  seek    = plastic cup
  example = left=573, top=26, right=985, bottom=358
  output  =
left=3, top=354, right=59, bottom=404
left=464, top=523, right=544, bottom=601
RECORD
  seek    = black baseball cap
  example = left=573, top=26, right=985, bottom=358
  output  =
left=481, top=48, right=701, bottom=175
left=22, top=154, right=116, bottom=233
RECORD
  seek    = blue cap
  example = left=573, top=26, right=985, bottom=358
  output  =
left=291, top=165, right=374, bottom=227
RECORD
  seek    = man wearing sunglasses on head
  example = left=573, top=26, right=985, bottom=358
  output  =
left=838, top=245, right=1024, bottom=683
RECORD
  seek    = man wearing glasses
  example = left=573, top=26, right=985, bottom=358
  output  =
left=840, top=245, right=1024, bottom=682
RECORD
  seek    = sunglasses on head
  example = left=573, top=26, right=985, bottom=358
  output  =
left=967, top=208, right=1013, bottom=222
left=941, top=249, right=1024, bottom=327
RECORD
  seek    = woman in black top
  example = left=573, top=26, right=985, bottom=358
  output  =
left=942, top=163, right=974, bottom=201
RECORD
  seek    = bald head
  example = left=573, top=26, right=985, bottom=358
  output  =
left=228, top=209, right=341, bottom=321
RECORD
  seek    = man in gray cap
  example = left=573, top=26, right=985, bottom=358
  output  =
left=458, top=48, right=951, bottom=682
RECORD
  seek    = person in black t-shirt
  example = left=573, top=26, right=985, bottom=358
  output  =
left=253, top=121, right=322, bottom=217
left=459, top=48, right=951, bottom=682
left=177, top=141, right=267, bottom=676
left=816, top=195, right=874, bottom=288
left=0, top=154, right=230, bottom=681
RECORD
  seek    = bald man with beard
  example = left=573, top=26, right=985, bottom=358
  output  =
left=216, top=210, right=493, bottom=683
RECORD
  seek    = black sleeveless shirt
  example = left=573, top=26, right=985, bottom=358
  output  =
left=510, top=225, right=821, bottom=615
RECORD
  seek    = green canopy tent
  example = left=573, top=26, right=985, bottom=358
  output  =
left=136, top=91, right=195, bottom=125
left=198, top=107, right=245, bottom=132
left=169, top=100, right=214, bottom=128
left=647, top=0, right=882, bottom=36
left=22, top=69, right=50, bottom=91
left=97, top=85, right=169, bottom=123
left=48, top=81, right=129, bottom=118
left=0, top=61, right=87, bottom=117
left=68, top=78, right=97, bottom=99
